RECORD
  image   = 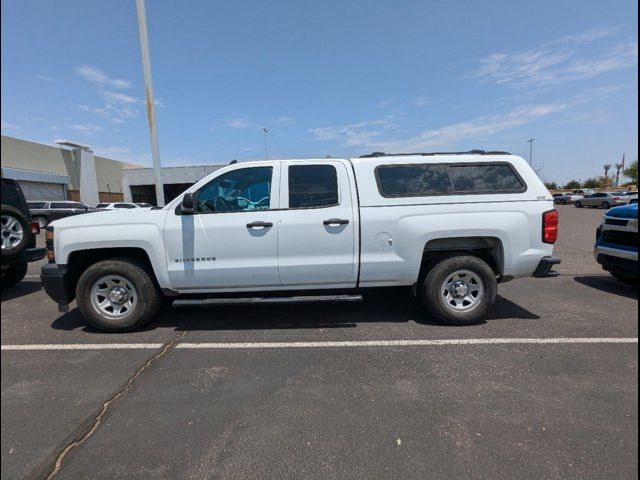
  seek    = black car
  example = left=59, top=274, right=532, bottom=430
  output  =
left=552, top=193, right=570, bottom=205
left=27, top=200, right=95, bottom=228
left=1, top=178, right=46, bottom=285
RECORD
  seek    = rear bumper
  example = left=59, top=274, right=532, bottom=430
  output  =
left=532, top=256, right=561, bottom=278
left=24, top=247, right=46, bottom=263
left=1, top=247, right=46, bottom=269
left=40, top=263, right=72, bottom=312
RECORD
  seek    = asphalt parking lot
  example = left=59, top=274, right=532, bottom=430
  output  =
left=1, top=205, right=637, bottom=479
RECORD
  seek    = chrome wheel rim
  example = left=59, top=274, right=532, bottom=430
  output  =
left=36, top=217, right=47, bottom=228
left=90, top=275, right=137, bottom=319
left=440, top=269, right=484, bottom=313
left=1, top=215, right=24, bottom=250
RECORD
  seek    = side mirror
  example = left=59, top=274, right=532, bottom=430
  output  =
left=181, top=192, right=195, bottom=214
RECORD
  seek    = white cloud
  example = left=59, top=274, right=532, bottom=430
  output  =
left=75, top=65, right=131, bottom=89
left=552, top=26, right=621, bottom=46
left=102, top=91, right=139, bottom=105
left=1, top=121, right=20, bottom=129
left=410, top=96, right=430, bottom=107
left=223, top=117, right=251, bottom=129
left=70, top=123, right=103, bottom=133
left=272, top=116, right=295, bottom=126
left=309, top=104, right=565, bottom=152
left=73, top=65, right=143, bottom=124
left=475, top=27, right=637, bottom=88
left=382, top=104, right=565, bottom=151
left=93, top=146, right=151, bottom=165
left=35, top=75, right=55, bottom=82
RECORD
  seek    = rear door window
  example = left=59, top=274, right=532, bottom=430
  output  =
left=28, top=202, right=46, bottom=209
left=288, top=165, right=339, bottom=208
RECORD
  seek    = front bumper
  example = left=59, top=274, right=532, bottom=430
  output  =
left=40, top=263, right=72, bottom=312
left=532, top=256, right=561, bottom=278
left=594, top=246, right=638, bottom=278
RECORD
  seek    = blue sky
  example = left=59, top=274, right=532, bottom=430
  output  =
left=1, top=0, right=638, bottom=184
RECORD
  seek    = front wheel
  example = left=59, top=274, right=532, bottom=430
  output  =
left=419, top=255, right=497, bottom=326
left=76, top=259, right=161, bottom=332
left=575, top=201, right=583, bottom=208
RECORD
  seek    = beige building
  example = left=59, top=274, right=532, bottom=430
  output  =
left=1, top=135, right=138, bottom=203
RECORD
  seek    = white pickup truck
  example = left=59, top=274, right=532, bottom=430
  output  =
left=41, top=150, right=560, bottom=332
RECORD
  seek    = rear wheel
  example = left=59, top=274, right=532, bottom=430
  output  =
left=419, top=255, right=497, bottom=326
left=76, top=259, right=161, bottom=332
left=1, top=261, right=28, bottom=286
left=600, top=201, right=610, bottom=209
left=575, top=201, right=583, bottom=208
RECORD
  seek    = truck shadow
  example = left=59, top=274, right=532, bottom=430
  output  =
left=574, top=275, right=638, bottom=300
left=1, top=281, right=42, bottom=302
left=51, top=290, right=539, bottom=333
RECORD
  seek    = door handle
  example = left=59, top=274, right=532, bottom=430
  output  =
left=246, top=221, right=273, bottom=229
left=323, top=218, right=349, bottom=226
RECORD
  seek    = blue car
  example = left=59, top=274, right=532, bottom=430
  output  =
left=594, top=203, right=638, bottom=282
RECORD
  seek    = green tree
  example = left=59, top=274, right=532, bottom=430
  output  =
left=544, top=181, right=559, bottom=190
left=583, top=177, right=602, bottom=189
left=623, top=160, right=638, bottom=184
left=603, top=164, right=612, bottom=180
left=563, top=180, right=581, bottom=190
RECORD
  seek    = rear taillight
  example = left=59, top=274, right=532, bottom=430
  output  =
left=542, top=209, right=559, bottom=244
left=30, top=221, right=40, bottom=235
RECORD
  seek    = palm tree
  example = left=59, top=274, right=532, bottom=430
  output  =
left=603, top=164, right=612, bottom=180
left=614, top=163, right=625, bottom=186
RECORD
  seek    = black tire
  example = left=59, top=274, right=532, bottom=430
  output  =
left=1, top=261, right=28, bottom=286
left=575, top=201, right=583, bottom=208
left=600, top=201, right=610, bottom=209
left=1, top=205, right=30, bottom=258
left=75, top=259, right=162, bottom=332
left=418, top=255, right=497, bottom=326
left=33, top=216, right=49, bottom=229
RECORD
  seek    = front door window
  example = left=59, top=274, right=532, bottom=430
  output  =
left=196, top=167, right=272, bottom=213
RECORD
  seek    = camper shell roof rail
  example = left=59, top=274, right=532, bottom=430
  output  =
left=358, top=150, right=511, bottom=158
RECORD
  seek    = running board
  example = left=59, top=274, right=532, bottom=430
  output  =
left=173, top=294, right=363, bottom=308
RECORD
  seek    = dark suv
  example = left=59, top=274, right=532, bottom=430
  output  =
left=27, top=200, right=94, bottom=228
left=1, top=178, right=46, bottom=285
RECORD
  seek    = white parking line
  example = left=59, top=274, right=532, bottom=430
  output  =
left=1, top=337, right=637, bottom=351
left=1, top=343, right=164, bottom=351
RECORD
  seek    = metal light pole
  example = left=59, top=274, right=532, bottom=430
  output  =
left=526, top=138, right=535, bottom=168
left=136, top=0, right=165, bottom=206
left=262, top=128, right=269, bottom=160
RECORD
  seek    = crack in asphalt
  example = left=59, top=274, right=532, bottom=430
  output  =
left=44, top=331, right=186, bottom=479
